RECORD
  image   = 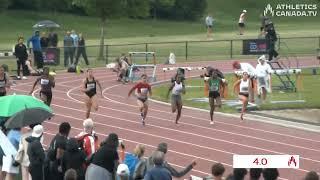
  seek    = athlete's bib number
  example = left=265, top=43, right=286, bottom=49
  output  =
left=210, top=85, right=219, bottom=91
left=40, top=79, right=49, bottom=85
left=0, top=81, right=5, bottom=88
left=241, top=87, right=248, bottom=92
left=87, top=83, right=95, bottom=90
left=140, top=88, right=148, bottom=95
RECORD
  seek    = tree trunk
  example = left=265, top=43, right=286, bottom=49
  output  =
left=98, top=19, right=106, bottom=61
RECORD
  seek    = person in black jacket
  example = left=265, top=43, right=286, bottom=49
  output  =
left=26, top=125, right=45, bottom=180
left=265, top=21, right=279, bottom=61
left=62, top=138, right=86, bottom=180
left=14, top=37, right=28, bottom=79
left=75, top=33, right=89, bottom=66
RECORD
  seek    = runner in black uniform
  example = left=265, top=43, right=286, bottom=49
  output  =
left=0, top=66, right=10, bottom=96
left=82, top=69, right=102, bottom=118
left=30, top=67, right=55, bottom=106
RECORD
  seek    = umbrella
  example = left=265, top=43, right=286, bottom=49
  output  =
left=0, top=94, right=52, bottom=117
left=33, top=20, right=60, bottom=29
left=5, top=108, right=53, bottom=129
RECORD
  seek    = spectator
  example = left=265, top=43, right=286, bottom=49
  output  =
left=211, top=163, right=225, bottom=180
left=40, top=32, right=49, bottom=49
left=27, top=30, right=43, bottom=69
left=64, top=169, right=77, bottom=180
left=64, top=31, right=74, bottom=67
left=249, top=168, right=262, bottom=180
left=62, top=138, right=86, bottom=180
left=48, top=122, right=71, bottom=180
left=144, top=151, right=172, bottom=180
left=14, top=36, right=28, bottom=80
left=262, top=168, right=279, bottom=180
left=85, top=133, right=120, bottom=180
left=238, top=10, right=247, bottom=35
left=76, top=118, right=99, bottom=160
left=2, top=128, right=21, bottom=180
left=70, top=30, right=79, bottom=60
left=146, top=142, right=196, bottom=178
left=265, top=21, right=279, bottom=61
left=226, top=168, right=248, bottom=180
left=305, top=171, right=319, bottom=180
left=205, top=13, right=213, bottom=39
left=48, top=31, right=58, bottom=47
left=14, top=124, right=38, bottom=180
left=117, top=164, right=130, bottom=180
left=0, top=66, right=10, bottom=96
left=75, top=33, right=89, bottom=66
left=26, top=125, right=45, bottom=180
left=123, top=144, right=146, bottom=180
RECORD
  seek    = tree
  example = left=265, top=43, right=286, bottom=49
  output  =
left=171, top=0, right=207, bottom=20
left=150, top=0, right=175, bottom=19
left=0, top=0, right=9, bottom=12
left=73, top=0, right=124, bottom=61
left=125, top=0, right=150, bottom=18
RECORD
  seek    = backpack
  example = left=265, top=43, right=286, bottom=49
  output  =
left=124, top=153, right=139, bottom=179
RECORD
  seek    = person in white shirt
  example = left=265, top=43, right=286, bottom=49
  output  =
left=233, top=72, right=253, bottom=120
left=256, top=55, right=273, bottom=101
left=238, top=10, right=247, bottom=35
left=205, top=14, right=214, bottom=39
left=233, top=61, right=256, bottom=102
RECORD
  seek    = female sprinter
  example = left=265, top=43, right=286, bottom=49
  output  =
left=208, top=71, right=226, bottom=125
left=30, top=67, right=55, bottom=106
left=128, top=74, right=152, bottom=125
left=167, top=76, right=185, bottom=124
left=82, top=69, right=102, bottom=118
left=0, top=66, right=10, bottom=96
left=233, top=71, right=253, bottom=120
left=128, top=74, right=152, bottom=126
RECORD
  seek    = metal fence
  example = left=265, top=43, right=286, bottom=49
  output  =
left=1, top=36, right=319, bottom=70
left=105, top=36, right=320, bottom=64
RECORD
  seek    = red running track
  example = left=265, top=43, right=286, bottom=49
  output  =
left=11, top=58, right=320, bottom=180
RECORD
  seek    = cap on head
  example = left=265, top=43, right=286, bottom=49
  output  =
left=32, top=125, right=44, bottom=138
left=117, top=164, right=130, bottom=176
left=243, top=10, right=247, bottom=13
left=258, top=55, right=267, bottom=62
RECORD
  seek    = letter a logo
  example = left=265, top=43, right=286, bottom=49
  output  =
left=264, top=4, right=275, bottom=16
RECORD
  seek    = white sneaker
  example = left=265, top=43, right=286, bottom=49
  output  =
left=210, top=121, right=214, bottom=125
left=22, top=76, right=28, bottom=80
left=17, top=76, right=21, bottom=79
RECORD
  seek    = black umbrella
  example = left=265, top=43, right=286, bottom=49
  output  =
left=33, top=20, right=60, bottom=29
left=5, top=108, right=53, bottom=129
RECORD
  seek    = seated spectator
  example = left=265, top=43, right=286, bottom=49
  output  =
left=249, top=168, right=262, bottom=180
left=304, top=171, right=319, bottom=180
left=117, top=164, right=130, bottom=180
left=123, top=144, right=146, bottom=180
left=262, top=168, right=279, bottom=180
left=144, top=151, right=172, bottom=180
left=226, top=168, right=248, bottom=180
left=26, top=125, right=45, bottom=180
left=64, top=169, right=77, bottom=180
left=85, top=133, right=120, bottom=180
left=76, top=119, right=99, bottom=160
left=62, top=138, right=86, bottom=180
left=146, top=142, right=196, bottom=178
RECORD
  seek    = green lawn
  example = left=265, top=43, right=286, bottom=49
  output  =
left=152, top=68, right=320, bottom=113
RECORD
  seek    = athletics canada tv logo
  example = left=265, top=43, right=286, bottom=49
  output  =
left=263, top=3, right=318, bottom=17
left=264, top=4, right=275, bottom=16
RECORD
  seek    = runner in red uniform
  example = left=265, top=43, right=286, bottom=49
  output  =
left=128, top=74, right=152, bottom=126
